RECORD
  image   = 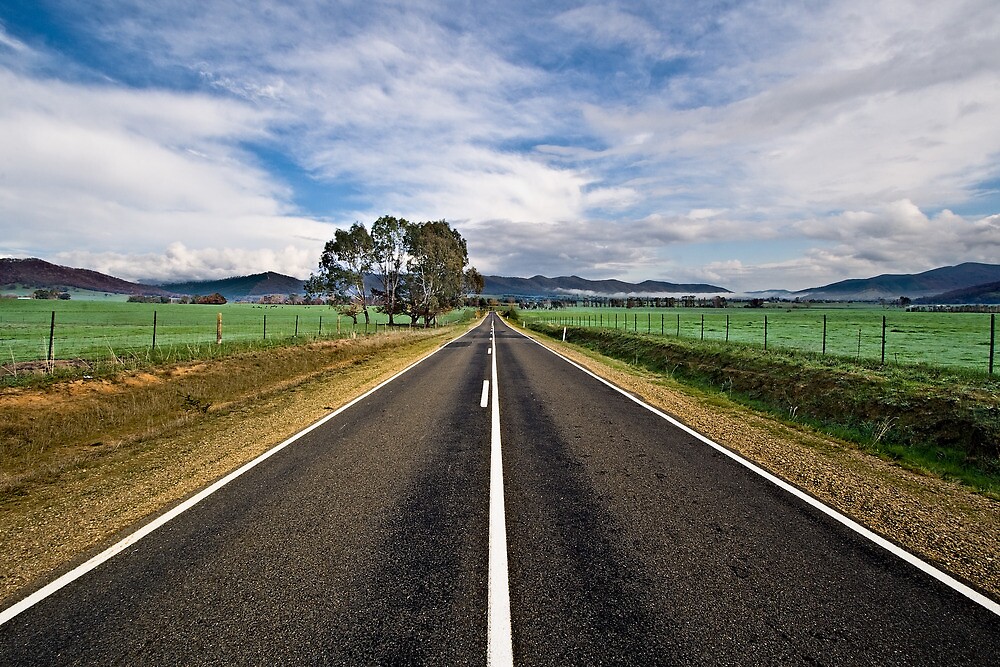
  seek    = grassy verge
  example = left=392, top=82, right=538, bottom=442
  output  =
left=0, top=322, right=470, bottom=602
left=525, top=323, right=1000, bottom=497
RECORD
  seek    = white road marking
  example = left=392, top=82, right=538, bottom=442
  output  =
left=487, top=320, right=515, bottom=665
left=481, top=380, right=490, bottom=408
left=0, top=324, right=483, bottom=627
left=506, top=319, right=1000, bottom=618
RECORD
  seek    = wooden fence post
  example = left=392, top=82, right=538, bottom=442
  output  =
left=152, top=310, right=157, bottom=349
left=764, top=315, right=768, bottom=351
left=217, top=312, right=222, bottom=344
left=990, top=313, right=995, bottom=375
left=881, top=315, right=886, bottom=365
left=47, top=310, right=55, bottom=371
left=822, top=315, right=827, bottom=355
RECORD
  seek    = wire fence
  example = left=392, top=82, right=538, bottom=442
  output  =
left=0, top=303, right=472, bottom=368
left=529, top=309, right=997, bottom=375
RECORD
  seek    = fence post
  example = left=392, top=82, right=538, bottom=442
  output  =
left=726, top=314, right=730, bottom=342
left=990, top=313, right=995, bottom=375
left=295, top=315, right=299, bottom=337
left=152, top=310, right=157, bottom=349
left=822, top=315, right=827, bottom=355
left=319, top=315, right=323, bottom=336
left=701, top=314, right=705, bottom=340
left=881, top=315, right=886, bottom=365
left=676, top=314, right=680, bottom=337
left=764, top=315, right=768, bottom=351
left=217, top=312, right=222, bottom=344
left=263, top=314, right=267, bottom=340
left=47, top=310, right=55, bottom=370
left=661, top=313, right=664, bottom=336
left=647, top=313, right=651, bottom=333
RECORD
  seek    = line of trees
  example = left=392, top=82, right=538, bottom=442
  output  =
left=305, top=216, right=484, bottom=327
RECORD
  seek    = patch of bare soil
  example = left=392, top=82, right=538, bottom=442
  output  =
left=0, top=359, right=90, bottom=378
left=535, top=333, right=1000, bottom=600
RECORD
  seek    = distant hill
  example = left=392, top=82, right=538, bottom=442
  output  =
left=914, top=280, right=1000, bottom=305
left=0, top=257, right=175, bottom=297
left=157, top=272, right=306, bottom=301
left=483, top=275, right=729, bottom=297
left=794, top=263, right=1000, bottom=301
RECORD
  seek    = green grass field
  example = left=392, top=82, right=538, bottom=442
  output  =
left=0, top=300, right=472, bottom=364
left=520, top=304, right=998, bottom=374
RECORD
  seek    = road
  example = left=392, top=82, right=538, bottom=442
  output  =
left=1, top=314, right=998, bottom=665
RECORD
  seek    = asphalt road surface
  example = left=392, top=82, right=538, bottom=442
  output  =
left=2, top=314, right=998, bottom=665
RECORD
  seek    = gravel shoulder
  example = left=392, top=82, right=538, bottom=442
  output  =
left=523, top=329, right=1000, bottom=601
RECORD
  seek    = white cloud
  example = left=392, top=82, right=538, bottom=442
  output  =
left=553, top=5, right=684, bottom=60
left=0, top=24, right=28, bottom=53
left=1, top=1, right=998, bottom=293
left=55, top=242, right=318, bottom=283
left=0, top=68, right=334, bottom=278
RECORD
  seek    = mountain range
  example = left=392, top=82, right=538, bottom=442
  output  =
left=0, top=257, right=176, bottom=297
left=3, top=257, right=1000, bottom=303
left=481, top=275, right=728, bottom=297
left=158, top=273, right=307, bottom=301
left=791, top=262, right=1000, bottom=301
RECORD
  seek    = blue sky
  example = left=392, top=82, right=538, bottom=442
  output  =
left=1, top=0, right=998, bottom=291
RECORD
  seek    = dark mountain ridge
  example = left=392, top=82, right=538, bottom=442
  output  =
left=157, top=272, right=306, bottom=301
left=0, top=258, right=175, bottom=296
left=483, top=274, right=729, bottom=297
left=914, top=280, right=1000, bottom=305
left=794, top=262, right=1000, bottom=301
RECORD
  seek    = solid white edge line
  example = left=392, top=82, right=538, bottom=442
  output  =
left=487, top=318, right=515, bottom=666
left=0, top=322, right=484, bottom=628
left=503, top=319, right=1000, bottom=618
left=481, top=380, right=490, bottom=408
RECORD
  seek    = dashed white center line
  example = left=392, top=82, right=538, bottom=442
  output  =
left=487, top=320, right=514, bottom=666
left=481, top=380, right=490, bottom=408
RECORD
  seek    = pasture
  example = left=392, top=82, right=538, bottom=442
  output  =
left=0, top=300, right=472, bottom=365
left=521, top=304, right=998, bottom=374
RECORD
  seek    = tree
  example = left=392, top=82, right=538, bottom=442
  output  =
left=310, top=222, right=374, bottom=324
left=370, top=215, right=410, bottom=325
left=464, top=266, right=485, bottom=297
left=405, top=220, right=472, bottom=327
left=194, top=292, right=227, bottom=304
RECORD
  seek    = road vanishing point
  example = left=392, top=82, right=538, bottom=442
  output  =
left=2, top=314, right=998, bottom=665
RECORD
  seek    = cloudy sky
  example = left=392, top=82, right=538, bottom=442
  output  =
left=1, top=0, right=998, bottom=291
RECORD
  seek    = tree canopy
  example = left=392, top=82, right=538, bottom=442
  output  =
left=308, top=217, right=481, bottom=327
left=307, top=222, right=374, bottom=323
